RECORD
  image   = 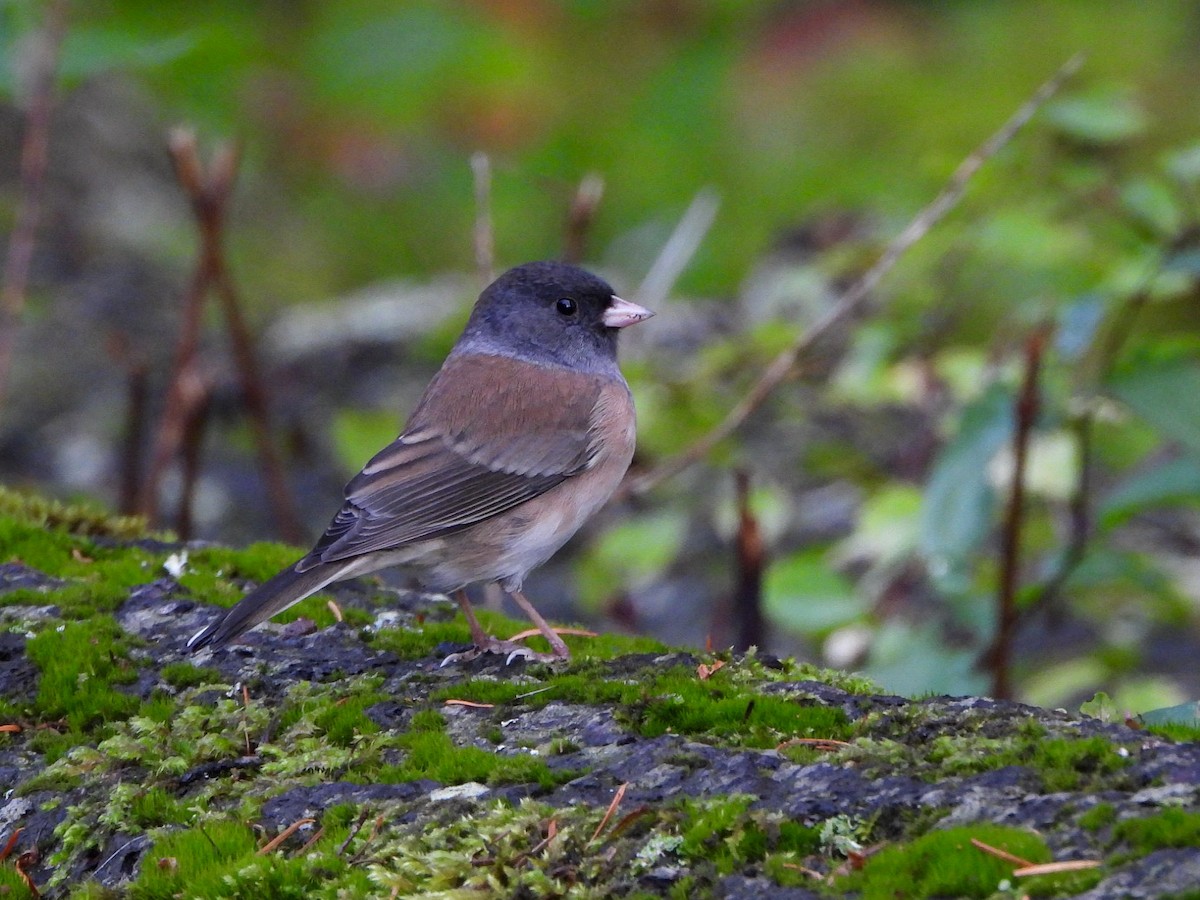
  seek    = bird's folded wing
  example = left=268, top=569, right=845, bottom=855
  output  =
left=302, top=354, right=606, bottom=567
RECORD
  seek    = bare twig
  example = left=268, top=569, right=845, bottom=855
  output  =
left=731, top=470, right=766, bottom=651
left=986, top=325, right=1049, bottom=700
left=140, top=129, right=303, bottom=542
left=1013, top=860, right=1102, bottom=877
left=1018, top=411, right=1091, bottom=623
left=139, top=131, right=224, bottom=521
left=106, top=333, right=150, bottom=515
left=0, top=827, right=22, bottom=861
left=628, top=53, right=1085, bottom=497
left=175, top=383, right=213, bottom=541
left=471, top=151, right=494, bottom=286
left=970, top=837, right=1035, bottom=867
left=257, top=817, right=316, bottom=855
left=563, top=172, right=604, bottom=263
left=338, top=808, right=373, bottom=857
left=210, top=238, right=305, bottom=541
left=636, top=187, right=720, bottom=309
left=1013, top=248, right=1166, bottom=634
left=588, top=782, right=628, bottom=844
left=15, top=849, right=40, bottom=899
left=0, top=0, right=68, bottom=411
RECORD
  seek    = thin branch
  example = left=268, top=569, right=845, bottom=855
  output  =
left=563, top=172, right=604, bottom=264
left=471, top=151, right=494, bottom=286
left=628, top=53, right=1085, bottom=497
left=636, top=187, right=720, bottom=309
left=140, top=129, right=304, bottom=542
left=987, top=325, right=1049, bottom=700
left=0, top=0, right=68, bottom=410
left=137, top=161, right=215, bottom=521
left=731, top=469, right=766, bottom=651
left=175, top=383, right=213, bottom=541
left=1017, top=411, right=1091, bottom=624
left=105, top=333, right=150, bottom=516
left=1007, top=233, right=1172, bottom=629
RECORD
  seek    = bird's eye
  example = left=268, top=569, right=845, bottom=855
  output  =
left=556, top=297, right=577, bottom=316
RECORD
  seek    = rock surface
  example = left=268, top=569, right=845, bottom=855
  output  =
left=0, top=502, right=1198, bottom=897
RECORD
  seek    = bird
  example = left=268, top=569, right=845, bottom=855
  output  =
left=187, top=260, right=653, bottom=662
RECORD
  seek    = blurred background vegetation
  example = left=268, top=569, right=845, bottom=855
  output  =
left=2, top=0, right=1200, bottom=713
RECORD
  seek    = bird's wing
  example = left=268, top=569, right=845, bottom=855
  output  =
left=302, top=354, right=606, bottom=567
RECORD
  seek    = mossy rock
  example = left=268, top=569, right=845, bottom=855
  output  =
left=0, top=489, right=1197, bottom=897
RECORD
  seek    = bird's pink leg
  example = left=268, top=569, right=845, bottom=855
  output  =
left=509, top=589, right=571, bottom=659
left=452, top=589, right=494, bottom=649
left=442, top=589, right=570, bottom=664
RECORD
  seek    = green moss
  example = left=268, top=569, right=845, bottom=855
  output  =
left=129, top=815, right=379, bottom=899
left=665, top=795, right=823, bottom=887
left=160, top=661, right=223, bottom=689
left=376, top=707, right=572, bottom=788
left=369, top=616, right=475, bottom=658
left=378, top=729, right=571, bottom=788
left=258, top=676, right=391, bottom=774
left=175, top=544, right=367, bottom=631
left=312, top=691, right=383, bottom=747
left=633, top=680, right=850, bottom=747
left=0, top=486, right=152, bottom=541
left=679, top=795, right=758, bottom=874
left=560, top=629, right=670, bottom=660
left=368, top=604, right=671, bottom=661
left=1034, top=737, right=1130, bottom=792
left=0, top=864, right=36, bottom=896
left=100, top=784, right=189, bottom=830
left=1145, top=721, right=1200, bottom=743
left=1079, top=801, right=1117, bottom=831
left=0, top=488, right=174, bottom=620
left=0, top=541, right=160, bottom=618
left=25, top=617, right=139, bottom=745
left=179, top=543, right=298, bottom=586
left=409, top=708, right=446, bottom=732
left=848, top=714, right=1133, bottom=795
left=837, top=824, right=1051, bottom=898
left=130, top=819, right=259, bottom=899
left=1113, top=807, right=1200, bottom=856
left=139, top=692, right=183, bottom=723
left=1022, top=866, right=1106, bottom=897
left=433, top=659, right=852, bottom=750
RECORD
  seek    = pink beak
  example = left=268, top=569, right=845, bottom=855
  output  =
left=602, top=295, right=654, bottom=329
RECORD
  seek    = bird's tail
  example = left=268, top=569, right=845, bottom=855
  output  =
left=186, top=559, right=349, bottom=652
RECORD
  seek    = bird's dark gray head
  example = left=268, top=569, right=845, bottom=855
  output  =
left=456, top=261, right=652, bottom=373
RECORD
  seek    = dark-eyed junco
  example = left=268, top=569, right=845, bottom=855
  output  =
left=188, top=261, right=652, bottom=661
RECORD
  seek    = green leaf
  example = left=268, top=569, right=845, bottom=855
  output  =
left=838, top=484, right=922, bottom=563
left=918, top=384, right=1013, bottom=593
left=1139, top=701, right=1200, bottom=727
left=764, top=548, right=868, bottom=635
left=59, top=29, right=200, bottom=85
left=1055, top=294, right=1106, bottom=361
left=1120, top=175, right=1183, bottom=237
left=1080, top=691, right=1119, bottom=723
left=1100, top=456, right=1200, bottom=528
left=1109, top=360, right=1200, bottom=455
left=575, top=512, right=686, bottom=607
left=1165, top=142, right=1200, bottom=185
left=1045, top=89, right=1148, bottom=146
left=865, top=621, right=987, bottom=697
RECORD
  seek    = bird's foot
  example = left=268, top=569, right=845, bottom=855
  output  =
left=439, top=633, right=573, bottom=667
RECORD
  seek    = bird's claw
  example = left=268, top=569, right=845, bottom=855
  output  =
left=439, top=636, right=566, bottom=667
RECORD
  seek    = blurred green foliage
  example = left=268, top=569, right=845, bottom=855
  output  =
left=15, top=0, right=1195, bottom=298
left=3, top=1, right=1200, bottom=706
